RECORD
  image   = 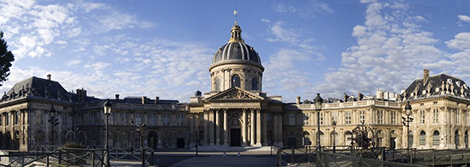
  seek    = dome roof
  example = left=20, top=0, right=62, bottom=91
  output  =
left=211, top=24, right=262, bottom=68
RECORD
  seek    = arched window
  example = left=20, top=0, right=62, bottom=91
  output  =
left=419, top=131, right=426, bottom=145
left=215, top=77, right=221, bottom=92
left=345, top=131, right=352, bottom=145
left=252, top=77, right=258, bottom=90
left=433, top=131, right=440, bottom=146
left=455, top=130, right=460, bottom=148
left=231, top=75, right=240, bottom=88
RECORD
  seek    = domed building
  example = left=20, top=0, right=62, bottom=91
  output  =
left=189, top=22, right=285, bottom=148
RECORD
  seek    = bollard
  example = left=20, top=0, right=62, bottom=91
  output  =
left=277, top=149, right=282, bottom=167
left=150, top=151, right=155, bottom=166
left=291, top=148, right=295, bottom=164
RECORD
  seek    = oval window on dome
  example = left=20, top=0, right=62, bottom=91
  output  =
left=252, top=77, right=258, bottom=90
left=231, top=75, right=241, bottom=88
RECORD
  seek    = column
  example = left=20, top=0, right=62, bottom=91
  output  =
left=278, top=114, right=283, bottom=147
left=242, top=109, right=247, bottom=146
left=263, top=112, right=268, bottom=145
left=223, top=109, right=228, bottom=146
left=189, top=114, right=194, bottom=147
left=274, top=114, right=279, bottom=145
left=256, top=109, right=261, bottom=146
left=251, top=109, right=255, bottom=146
left=195, top=113, right=199, bottom=146
left=204, top=110, right=208, bottom=145
left=209, top=110, right=214, bottom=145
left=215, top=109, right=220, bottom=145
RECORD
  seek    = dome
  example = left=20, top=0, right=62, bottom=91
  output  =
left=211, top=24, right=262, bottom=68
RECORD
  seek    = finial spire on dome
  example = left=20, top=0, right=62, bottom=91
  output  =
left=229, top=10, right=244, bottom=43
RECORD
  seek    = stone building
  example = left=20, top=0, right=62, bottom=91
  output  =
left=1, top=22, right=470, bottom=151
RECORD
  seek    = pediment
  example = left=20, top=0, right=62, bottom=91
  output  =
left=206, top=87, right=264, bottom=102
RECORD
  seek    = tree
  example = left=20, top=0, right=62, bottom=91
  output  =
left=0, top=31, right=15, bottom=86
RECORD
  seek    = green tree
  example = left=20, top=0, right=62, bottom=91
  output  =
left=0, top=31, right=14, bottom=86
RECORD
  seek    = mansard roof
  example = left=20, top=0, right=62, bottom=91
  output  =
left=403, top=73, right=470, bottom=100
left=2, top=76, right=72, bottom=102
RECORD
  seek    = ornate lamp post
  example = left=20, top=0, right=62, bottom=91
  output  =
left=332, top=120, right=337, bottom=153
left=314, top=93, right=323, bottom=151
left=402, top=101, right=413, bottom=162
left=48, top=105, right=58, bottom=145
left=130, top=119, right=146, bottom=165
left=103, top=99, right=112, bottom=167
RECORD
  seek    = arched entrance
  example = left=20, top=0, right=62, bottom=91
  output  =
left=229, top=119, right=241, bottom=146
left=5, top=131, right=11, bottom=149
left=148, top=131, right=157, bottom=149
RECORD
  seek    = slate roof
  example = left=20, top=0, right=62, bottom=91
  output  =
left=1, top=76, right=72, bottom=102
left=402, top=73, right=470, bottom=100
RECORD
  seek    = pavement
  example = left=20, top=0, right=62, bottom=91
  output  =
left=109, top=149, right=279, bottom=167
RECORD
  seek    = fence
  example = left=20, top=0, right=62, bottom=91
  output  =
left=0, top=145, right=156, bottom=166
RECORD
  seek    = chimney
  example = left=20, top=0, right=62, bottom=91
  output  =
left=296, top=96, right=301, bottom=105
left=142, top=96, right=146, bottom=104
left=47, top=74, right=51, bottom=81
left=155, top=96, right=159, bottom=103
left=115, top=94, right=120, bottom=101
left=423, top=69, right=429, bottom=83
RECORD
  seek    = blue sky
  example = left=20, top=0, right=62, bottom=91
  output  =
left=1, top=0, right=470, bottom=102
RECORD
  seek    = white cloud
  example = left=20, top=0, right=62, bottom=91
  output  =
left=315, top=1, right=445, bottom=98
left=92, top=10, right=155, bottom=33
left=276, top=0, right=333, bottom=19
left=66, top=59, right=82, bottom=67
left=446, top=32, right=470, bottom=51
left=458, top=15, right=470, bottom=26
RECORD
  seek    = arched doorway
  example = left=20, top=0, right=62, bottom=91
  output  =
left=13, top=131, right=20, bottom=150
left=5, top=131, right=11, bottom=149
left=229, top=119, right=242, bottom=147
left=148, top=131, right=157, bottom=149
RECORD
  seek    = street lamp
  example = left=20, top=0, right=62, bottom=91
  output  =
left=402, top=101, right=413, bottom=161
left=48, top=105, right=58, bottom=145
left=130, top=119, right=146, bottom=165
left=103, top=99, right=112, bottom=167
left=314, top=93, right=323, bottom=151
left=332, top=120, right=337, bottom=153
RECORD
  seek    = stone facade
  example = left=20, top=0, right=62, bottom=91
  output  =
left=1, top=23, right=470, bottom=152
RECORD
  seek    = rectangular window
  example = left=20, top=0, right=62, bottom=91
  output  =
left=164, top=114, right=170, bottom=126
left=288, top=113, right=295, bottom=126
left=345, top=111, right=351, bottom=125
left=62, top=115, right=67, bottom=126
left=433, top=108, right=439, bottom=123
left=135, top=113, right=142, bottom=125
left=420, top=110, right=426, bottom=124
left=320, top=113, right=324, bottom=125
left=359, top=110, right=365, bottom=123
left=150, top=113, right=156, bottom=125
left=331, top=112, right=337, bottom=123
left=391, top=111, right=396, bottom=124
left=5, top=113, right=9, bottom=125
left=303, top=113, right=309, bottom=125
left=14, top=111, right=19, bottom=125
left=267, top=114, right=272, bottom=122
left=456, top=109, right=461, bottom=124
left=377, top=110, right=383, bottom=124
left=178, top=113, right=184, bottom=126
